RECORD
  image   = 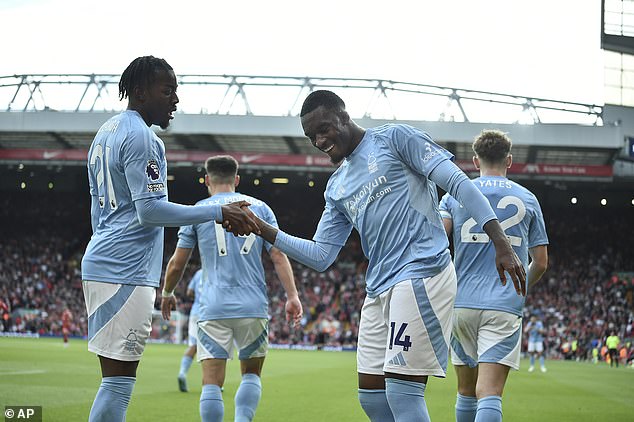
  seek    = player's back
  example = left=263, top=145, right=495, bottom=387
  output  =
left=179, top=192, right=277, bottom=320
left=440, top=176, right=548, bottom=316
left=81, top=110, right=168, bottom=287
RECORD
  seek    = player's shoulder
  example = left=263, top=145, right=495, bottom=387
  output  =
left=371, top=123, right=431, bottom=142
left=236, top=193, right=267, bottom=209
left=508, top=180, right=540, bottom=203
left=209, top=192, right=272, bottom=216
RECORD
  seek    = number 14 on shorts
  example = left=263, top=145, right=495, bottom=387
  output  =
left=389, top=322, right=412, bottom=351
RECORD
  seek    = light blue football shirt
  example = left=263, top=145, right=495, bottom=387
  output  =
left=82, top=110, right=168, bottom=287
left=177, top=192, right=277, bottom=320
left=313, top=124, right=454, bottom=298
left=187, top=269, right=203, bottom=316
left=439, top=176, right=549, bottom=316
left=527, top=320, right=545, bottom=342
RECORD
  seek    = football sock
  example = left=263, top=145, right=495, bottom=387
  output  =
left=539, top=356, right=545, bottom=368
left=200, top=384, right=224, bottom=422
left=385, top=378, right=431, bottom=422
left=475, top=396, right=502, bottom=422
left=529, top=354, right=535, bottom=366
left=88, top=376, right=135, bottom=422
left=358, top=389, right=395, bottom=422
left=235, top=373, right=262, bottom=422
left=456, top=393, right=477, bottom=422
left=179, top=355, right=193, bottom=376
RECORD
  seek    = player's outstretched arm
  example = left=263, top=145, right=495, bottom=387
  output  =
left=269, top=247, right=303, bottom=327
left=252, top=217, right=341, bottom=272
left=482, top=220, right=527, bottom=296
left=161, top=247, right=193, bottom=320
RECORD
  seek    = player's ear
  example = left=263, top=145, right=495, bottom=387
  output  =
left=473, top=156, right=480, bottom=170
left=507, top=154, right=512, bottom=168
left=204, top=174, right=210, bottom=187
left=339, top=110, right=350, bottom=124
left=132, top=85, right=146, bottom=102
left=235, top=175, right=240, bottom=188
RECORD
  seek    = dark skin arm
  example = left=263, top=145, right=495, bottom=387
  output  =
left=482, top=219, right=527, bottom=296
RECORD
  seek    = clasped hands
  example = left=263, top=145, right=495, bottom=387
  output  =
left=220, top=201, right=261, bottom=236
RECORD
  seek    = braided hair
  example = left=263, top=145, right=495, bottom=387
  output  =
left=118, top=56, right=173, bottom=100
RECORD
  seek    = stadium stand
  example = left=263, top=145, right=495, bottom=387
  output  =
left=1, top=189, right=632, bottom=365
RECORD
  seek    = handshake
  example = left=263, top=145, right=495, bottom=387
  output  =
left=220, top=201, right=262, bottom=236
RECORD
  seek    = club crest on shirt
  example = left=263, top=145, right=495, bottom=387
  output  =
left=367, top=151, right=378, bottom=174
left=146, top=159, right=160, bottom=181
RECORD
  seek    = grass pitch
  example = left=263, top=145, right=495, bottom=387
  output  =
left=1, top=337, right=632, bottom=421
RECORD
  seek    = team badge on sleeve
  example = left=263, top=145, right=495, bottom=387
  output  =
left=146, top=159, right=164, bottom=192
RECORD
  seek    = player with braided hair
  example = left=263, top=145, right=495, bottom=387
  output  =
left=81, top=56, right=260, bottom=422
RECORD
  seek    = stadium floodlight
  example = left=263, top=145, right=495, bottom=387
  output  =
left=308, top=180, right=315, bottom=187
left=20, top=182, right=26, bottom=189
left=198, top=177, right=205, bottom=184
left=601, top=198, right=607, bottom=206
left=48, top=182, right=54, bottom=189
left=571, top=197, right=578, bottom=204
left=253, top=179, right=260, bottom=186
left=632, top=199, right=634, bottom=206
left=272, top=178, right=289, bottom=184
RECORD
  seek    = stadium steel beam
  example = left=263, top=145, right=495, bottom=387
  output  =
left=47, top=132, right=73, bottom=149
left=0, top=74, right=604, bottom=126
left=283, top=136, right=300, bottom=154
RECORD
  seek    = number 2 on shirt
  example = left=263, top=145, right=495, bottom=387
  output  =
left=461, top=195, right=526, bottom=246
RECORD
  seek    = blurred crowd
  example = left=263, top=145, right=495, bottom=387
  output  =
left=2, top=191, right=633, bottom=365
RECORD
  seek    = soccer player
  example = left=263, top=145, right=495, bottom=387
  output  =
left=525, top=315, right=548, bottom=373
left=439, top=130, right=549, bottom=422
left=176, top=268, right=203, bottom=392
left=61, top=306, right=73, bottom=347
left=161, top=155, right=303, bottom=422
left=80, top=56, right=260, bottom=422
left=248, top=90, right=526, bottom=422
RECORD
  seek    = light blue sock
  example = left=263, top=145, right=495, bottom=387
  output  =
left=475, top=396, right=502, bottom=422
left=88, top=376, right=135, bottom=422
left=529, top=354, right=535, bottom=366
left=456, top=393, right=477, bottom=422
left=179, top=355, right=193, bottom=376
left=200, top=384, right=224, bottom=422
left=385, top=378, right=430, bottom=422
left=358, top=389, right=395, bottom=422
left=235, top=373, right=262, bottom=422
left=539, top=356, right=545, bottom=368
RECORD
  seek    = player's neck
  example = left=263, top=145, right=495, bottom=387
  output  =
left=479, top=167, right=507, bottom=177
left=208, top=184, right=235, bottom=196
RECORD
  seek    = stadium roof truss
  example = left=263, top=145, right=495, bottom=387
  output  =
left=0, top=74, right=626, bottom=181
left=0, top=74, right=604, bottom=125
